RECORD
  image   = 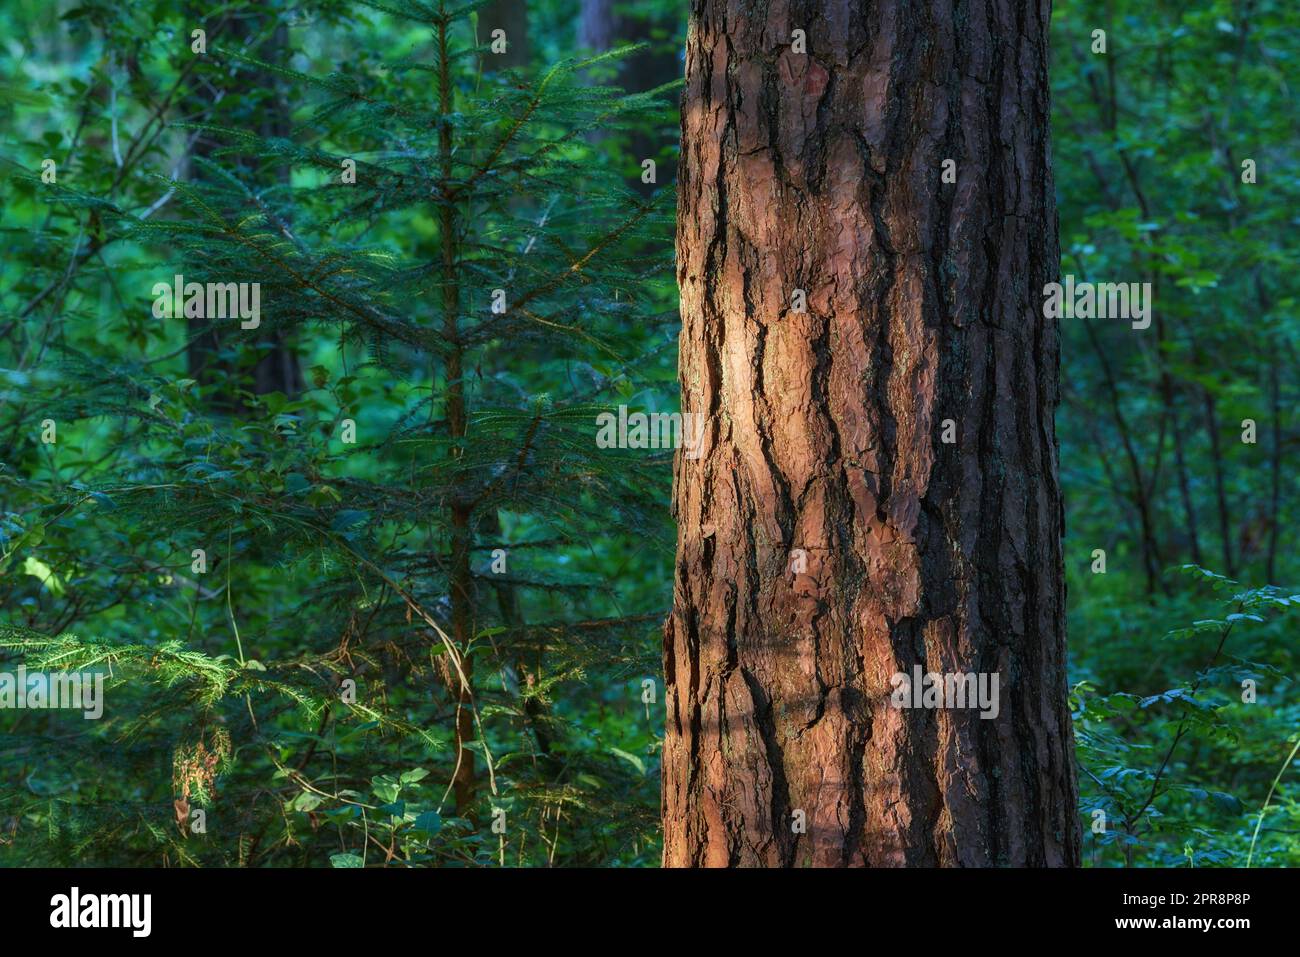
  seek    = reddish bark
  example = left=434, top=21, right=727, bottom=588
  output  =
left=665, top=0, right=1080, bottom=867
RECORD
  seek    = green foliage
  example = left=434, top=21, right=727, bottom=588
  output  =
left=1, top=0, right=1295, bottom=869
left=1072, top=568, right=1300, bottom=866
left=2, top=0, right=677, bottom=866
left=1054, top=0, right=1300, bottom=867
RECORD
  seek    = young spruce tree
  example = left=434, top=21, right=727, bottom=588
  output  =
left=1, top=0, right=676, bottom=866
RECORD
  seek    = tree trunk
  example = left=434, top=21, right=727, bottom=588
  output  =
left=579, top=0, right=680, bottom=194
left=437, top=16, right=478, bottom=820
left=479, top=0, right=530, bottom=69
left=185, top=12, right=303, bottom=399
left=665, top=0, right=1080, bottom=867
left=578, top=0, right=616, bottom=52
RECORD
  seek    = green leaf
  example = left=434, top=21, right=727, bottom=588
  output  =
left=22, top=556, right=65, bottom=596
left=412, top=811, right=442, bottom=836
left=609, top=746, right=646, bottom=775
left=371, top=774, right=401, bottom=804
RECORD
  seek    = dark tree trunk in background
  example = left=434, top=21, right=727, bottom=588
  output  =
left=480, top=0, right=530, bottom=68
left=578, top=0, right=615, bottom=51
left=185, top=14, right=303, bottom=399
left=579, top=0, right=680, bottom=194
left=249, top=22, right=304, bottom=398
left=665, top=0, right=1081, bottom=867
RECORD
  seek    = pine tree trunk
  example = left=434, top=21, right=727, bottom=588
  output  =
left=665, top=0, right=1080, bottom=867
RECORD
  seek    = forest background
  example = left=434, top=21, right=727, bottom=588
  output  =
left=1, top=0, right=1297, bottom=867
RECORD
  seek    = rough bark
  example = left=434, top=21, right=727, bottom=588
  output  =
left=665, top=0, right=1080, bottom=867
